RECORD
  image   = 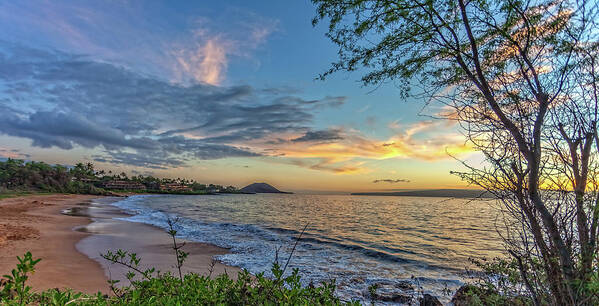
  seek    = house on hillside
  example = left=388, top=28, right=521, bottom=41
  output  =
left=159, top=183, right=192, bottom=192
left=102, top=180, right=146, bottom=190
left=207, top=186, right=220, bottom=193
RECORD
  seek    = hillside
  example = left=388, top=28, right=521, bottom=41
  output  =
left=240, top=183, right=292, bottom=194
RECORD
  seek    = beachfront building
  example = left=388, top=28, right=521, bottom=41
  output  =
left=206, top=184, right=224, bottom=193
left=102, top=180, right=146, bottom=191
left=159, top=183, right=192, bottom=192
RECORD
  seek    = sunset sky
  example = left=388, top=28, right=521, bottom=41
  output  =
left=0, top=0, right=481, bottom=192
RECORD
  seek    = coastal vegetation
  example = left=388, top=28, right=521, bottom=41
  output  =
left=0, top=159, right=106, bottom=195
left=0, top=159, right=238, bottom=196
left=0, top=220, right=352, bottom=305
left=313, top=0, right=599, bottom=304
left=1, top=252, right=347, bottom=305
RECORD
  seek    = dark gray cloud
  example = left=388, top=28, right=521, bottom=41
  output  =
left=291, top=129, right=344, bottom=143
left=0, top=42, right=345, bottom=168
left=156, top=136, right=261, bottom=160
left=0, top=111, right=157, bottom=150
left=92, top=152, right=185, bottom=170
left=372, top=179, right=411, bottom=183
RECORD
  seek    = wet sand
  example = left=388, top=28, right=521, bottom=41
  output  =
left=76, top=197, right=240, bottom=286
left=0, top=194, right=110, bottom=293
left=0, top=194, right=239, bottom=294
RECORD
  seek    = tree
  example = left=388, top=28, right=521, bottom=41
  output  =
left=0, top=159, right=87, bottom=192
left=70, top=162, right=95, bottom=181
left=191, top=182, right=207, bottom=191
left=313, top=0, right=598, bottom=304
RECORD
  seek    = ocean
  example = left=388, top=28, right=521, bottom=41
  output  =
left=110, top=193, right=504, bottom=303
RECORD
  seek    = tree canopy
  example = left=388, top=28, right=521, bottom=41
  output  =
left=314, top=0, right=599, bottom=304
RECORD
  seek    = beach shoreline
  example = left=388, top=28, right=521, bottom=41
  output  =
left=0, top=193, right=239, bottom=294
left=77, top=195, right=240, bottom=287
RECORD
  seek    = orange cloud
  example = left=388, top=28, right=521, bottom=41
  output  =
left=174, top=38, right=230, bottom=85
left=276, top=157, right=367, bottom=174
left=172, top=19, right=277, bottom=85
left=198, top=39, right=228, bottom=85
left=250, top=122, right=474, bottom=174
left=0, top=148, right=29, bottom=159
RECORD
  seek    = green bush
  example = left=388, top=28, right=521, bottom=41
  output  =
left=1, top=252, right=41, bottom=305
left=461, top=257, right=549, bottom=305
left=0, top=252, right=354, bottom=305
left=1, top=220, right=358, bottom=305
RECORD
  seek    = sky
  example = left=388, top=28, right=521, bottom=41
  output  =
left=0, top=0, right=481, bottom=193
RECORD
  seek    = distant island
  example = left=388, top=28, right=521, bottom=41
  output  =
left=240, top=183, right=292, bottom=194
left=351, top=189, right=495, bottom=199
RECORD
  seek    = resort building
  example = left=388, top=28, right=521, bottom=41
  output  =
left=102, top=180, right=146, bottom=190
left=159, top=183, right=192, bottom=192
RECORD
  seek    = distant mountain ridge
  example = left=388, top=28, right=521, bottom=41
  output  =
left=240, top=182, right=292, bottom=194
left=351, top=189, right=495, bottom=199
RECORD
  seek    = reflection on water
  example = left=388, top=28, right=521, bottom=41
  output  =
left=112, top=194, right=505, bottom=303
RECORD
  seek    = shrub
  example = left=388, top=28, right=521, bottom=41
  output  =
left=0, top=220, right=357, bottom=305
left=0, top=252, right=353, bottom=305
left=1, top=252, right=41, bottom=305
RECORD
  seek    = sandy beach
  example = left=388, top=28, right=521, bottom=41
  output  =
left=0, top=194, right=239, bottom=294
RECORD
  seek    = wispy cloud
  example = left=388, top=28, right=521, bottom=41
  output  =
left=174, top=38, right=229, bottom=85
left=171, top=18, right=277, bottom=85
left=373, top=179, right=410, bottom=183
left=268, top=125, right=470, bottom=159
left=270, top=157, right=366, bottom=174
left=291, top=129, right=343, bottom=143
left=169, top=12, right=278, bottom=85
left=252, top=120, right=473, bottom=174
left=0, top=43, right=341, bottom=169
left=357, top=105, right=371, bottom=113
left=387, top=119, right=402, bottom=130
left=0, top=1, right=278, bottom=86
left=0, top=148, right=30, bottom=159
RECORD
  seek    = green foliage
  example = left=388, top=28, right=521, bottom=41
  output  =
left=579, top=270, right=599, bottom=299
left=0, top=251, right=355, bottom=305
left=1, top=252, right=41, bottom=305
left=70, top=163, right=96, bottom=181
left=464, top=257, right=552, bottom=305
left=1, top=219, right=353, bottom=305
left=0, top=159, right=107, bottom=195
left=451, top=283, right=533, bottom=306
left=469, top=257, right=524, bottom=295
left=190, top=182, right=207, bottom=191
left=311, top=0, right=580, bottom=97
left=166, top=218, right=188, bottom=282
left=103, top=260, right=348, bottom=305
left=313, top=0, right=599, bottom=304
left=0, top=158, right=242, bottom=196
left=367, top=283, right=378, bottom=305
left=35, top=289, right=88, bottom=306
